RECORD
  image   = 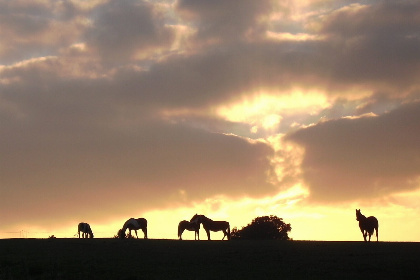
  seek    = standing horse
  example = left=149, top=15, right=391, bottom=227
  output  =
left=190, top=214, right=230, bottom=240
left=118, top=218, right=148, bottom=239
left=78, top=222, right=94, bottom=238
left=178, top=220, right=200, bottom=240
left=356, top=209, right=378, bottom=242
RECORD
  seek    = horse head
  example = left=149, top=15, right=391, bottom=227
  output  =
left=356, top=209, right=362, bottom=221
left=118, top=228, right=125, bottom=239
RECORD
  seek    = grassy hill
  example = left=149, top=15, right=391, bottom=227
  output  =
left=1, top=238, right=419, bottom=279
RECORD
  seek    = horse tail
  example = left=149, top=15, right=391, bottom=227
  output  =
left=178, top=222, right=182, bottom=239
left=376, top=221, right=379, bottom=242
left=143, top=219, right=148, bottom=239
left=144, top=225, right=148, bottom=239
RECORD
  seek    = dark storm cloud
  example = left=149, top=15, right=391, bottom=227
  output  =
left=313, top=0, right=420, bottom=88
left=85, top=0, right=175, bottom=63
left=285, top=101, right=420, bottom=203
left=175, top=0, right=273, bottom=43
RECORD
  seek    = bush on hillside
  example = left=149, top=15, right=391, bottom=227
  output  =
left=231, top=215, right=291, bottom=240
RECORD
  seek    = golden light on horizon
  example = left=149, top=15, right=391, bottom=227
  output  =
left=3, top=188, right=420, bottom=242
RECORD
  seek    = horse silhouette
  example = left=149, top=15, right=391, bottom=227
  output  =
left=178, top=220, right=200, bottom=240
left=356, top=209, right=378, bottom=242
left=78, top=222, right=94, bottom=238
left=190, top=214, right=230, bottom=240
left=118, top=218, right=148, bottom=239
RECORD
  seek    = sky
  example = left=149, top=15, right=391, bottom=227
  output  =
left=1, top=0, right=420, bottom=241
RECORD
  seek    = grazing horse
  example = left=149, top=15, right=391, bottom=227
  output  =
left=78, top=222, right=94, bottom=238
left=356, top=209, right=378, bottom=242
left=118, top=218, right=148, bottom=239
left=190, top=214, right=230, bottom=240
left=178, top=220, right=200, bottom=240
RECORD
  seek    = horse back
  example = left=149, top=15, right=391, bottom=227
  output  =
left=179, top=220, right=188, bottom=227
left=204, top=220, right=229, bottom=231
left=179, top=220, right=199, bottom=233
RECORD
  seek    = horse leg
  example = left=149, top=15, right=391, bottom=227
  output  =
left=178, top=226, right=183, bottom=240
left=135, top=230, right=138, bottom=239
left=206, top=229, right=211, bottom=240
left=362, top=231, right=367, bottom=242
left=142, top=227, right=148, bottom=239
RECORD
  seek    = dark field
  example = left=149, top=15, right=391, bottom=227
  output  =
left=1, top=239, right=419, bottom=280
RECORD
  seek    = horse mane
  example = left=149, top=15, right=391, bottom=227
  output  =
left=191, top=214, right=212, bottom=223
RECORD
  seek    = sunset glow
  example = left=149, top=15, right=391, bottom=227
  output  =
left=217, top=90, right=330, bottom=133
left=1, top=0, right=420, bottom=242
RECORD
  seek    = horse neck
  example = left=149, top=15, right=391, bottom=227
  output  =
left=122, top=223, right=130, bottom=232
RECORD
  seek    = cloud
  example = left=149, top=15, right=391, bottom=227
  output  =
left=0, top=0, right=86, bottom=64
left=175, top=0, right=273, bottom=44
left=85, top=0, right=175, bottom=64
left=0, top=57, right=276, bottom=228
left=285, top=101, right=420, bottom=203
left=310, top=1, right=420, bottom=89
left=1, top=119, right=276, bottom=227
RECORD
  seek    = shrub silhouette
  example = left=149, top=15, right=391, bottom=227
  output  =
left=231, top=215, right=291, bottom=240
